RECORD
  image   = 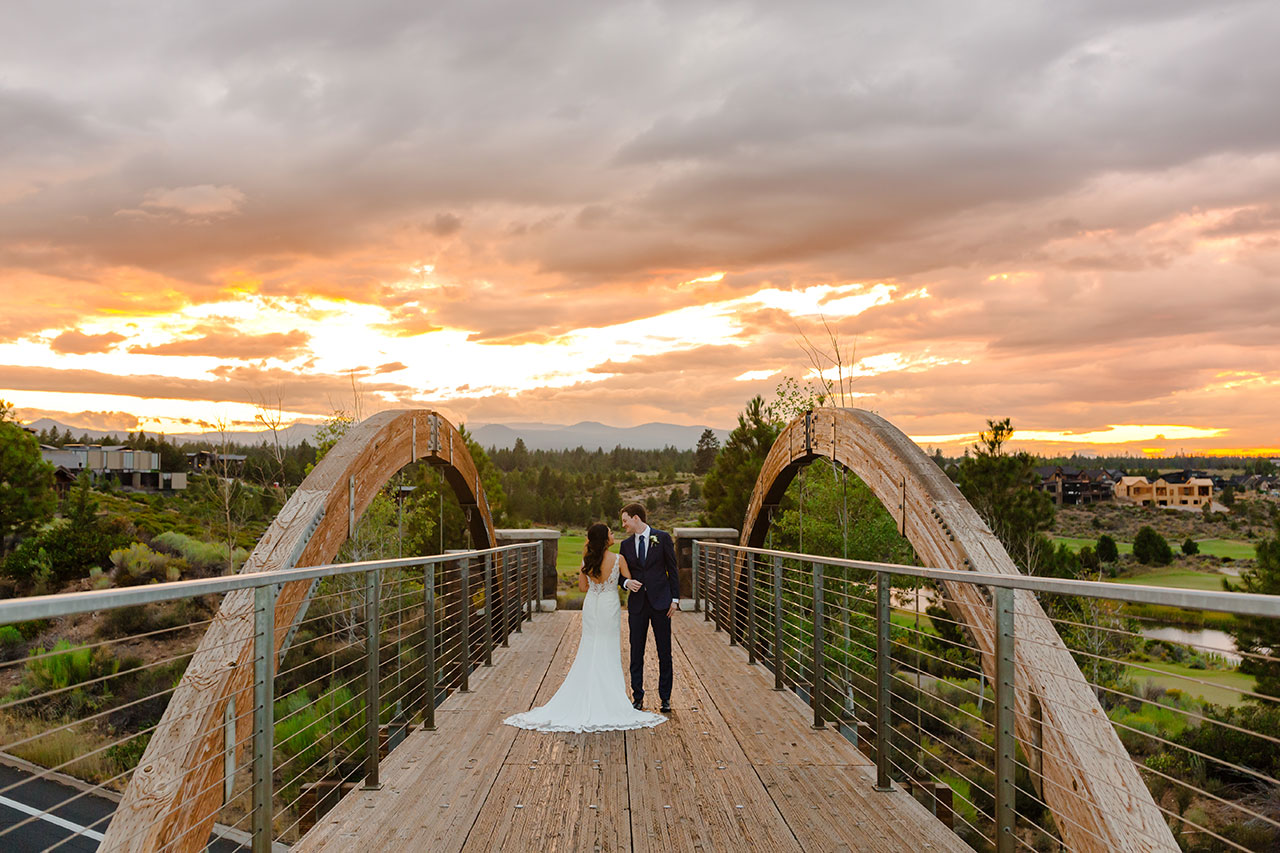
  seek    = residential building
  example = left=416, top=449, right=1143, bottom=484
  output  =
left=186, top=450, right=247, bottom=475
left=1113, top=471, right=1213, bottom=508
left=1034, top=466, right=1119, bottom=505
left=40, top=444, right=188, bottom=491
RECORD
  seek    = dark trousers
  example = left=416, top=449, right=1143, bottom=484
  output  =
left=628, top=596, right=673, bottom=703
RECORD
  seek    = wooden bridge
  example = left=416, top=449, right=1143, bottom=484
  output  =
left=293, top=609, right=970, bottom=853
left=90, top=407, right=1185, bottom=853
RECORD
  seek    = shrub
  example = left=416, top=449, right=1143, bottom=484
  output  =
left=1181, top=538, right=1199, bottom=556
left=2, top=514, right=132, bottom=586
left=1096, top=534, right=1119, bottom=564
left=109, top=542, right=183, bottom=586
left=10, top=640, right=138, bottom=718
left=151, top=531, right=245, bottom=575
left=1133, top=526, right=1173, bottom=566
left=1172, top=702, right=1280, bottom=784
left=0, top=624, right=25, bottom=662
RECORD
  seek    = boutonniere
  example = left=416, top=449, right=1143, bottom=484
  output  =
left=648, top=534, right=658, bottom=547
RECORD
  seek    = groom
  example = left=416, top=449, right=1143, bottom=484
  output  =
left=618, top=503, right=680, bottom=713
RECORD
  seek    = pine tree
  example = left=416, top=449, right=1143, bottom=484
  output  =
left=1230, top=522, right=1280, bottom=696
left=703, top=397, right=779, bottom=529
left=693, top=429, right=720, bottom=475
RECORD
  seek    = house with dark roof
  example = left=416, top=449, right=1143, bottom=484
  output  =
left=1034, top=466, right=1116, bottom=505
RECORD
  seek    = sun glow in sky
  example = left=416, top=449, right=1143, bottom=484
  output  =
left=2, top=1, right=1278, bottom=455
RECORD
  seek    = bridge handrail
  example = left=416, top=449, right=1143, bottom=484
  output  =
left=0, top=541, right=542, bottom=851
left=0, top=543, right=536, bottom=625
left=692, top=539, right=1280, bottom=853
left=692, top=541, right=1280, bottom=618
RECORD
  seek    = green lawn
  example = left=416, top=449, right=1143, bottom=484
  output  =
left=1112, top=569, right=1233, bottom=592
left=1123, top=661, right=1255, bottom=706
left=557, top=534, right=585, bottom=581
left=1194, top=539, right=1257, bottom=560
left=1052, top=536, right=1255, bottom=560
left=1051, top=536, right=1134, bottom=555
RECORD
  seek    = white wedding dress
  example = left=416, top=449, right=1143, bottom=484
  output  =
left=503, top=553, right=667, bottom=733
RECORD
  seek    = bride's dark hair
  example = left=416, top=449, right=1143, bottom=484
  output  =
left=581, top=522, right=610, bottom=579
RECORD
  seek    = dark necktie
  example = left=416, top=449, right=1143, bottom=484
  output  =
left=638, top=534, right=646, bottom=563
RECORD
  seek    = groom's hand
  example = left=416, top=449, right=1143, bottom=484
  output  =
left=623, top=579, right=643, bottom=592
left=667, top=601, right=678, bottom=618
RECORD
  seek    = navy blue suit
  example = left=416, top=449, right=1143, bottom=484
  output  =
left=619, top=528, right=680, bottom=704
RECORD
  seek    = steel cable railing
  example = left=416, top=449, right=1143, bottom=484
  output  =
left=694, top=540, right=1280, bottom=853
left=0, top=540, right=542, bottom=852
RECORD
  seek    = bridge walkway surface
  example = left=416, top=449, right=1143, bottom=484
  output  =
left=293, top=610, right=971, bottom=853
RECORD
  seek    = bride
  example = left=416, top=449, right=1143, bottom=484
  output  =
left=503, top=522, right=667, bottom=733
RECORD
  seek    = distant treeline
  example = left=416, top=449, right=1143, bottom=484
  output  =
left=488, top=439, right=694, bottom=474
left=1032, top=454, right=1276, bottom=474
left=926, top=447, right=1277, bottom=475
left=489, top=439, right=695, bottom=528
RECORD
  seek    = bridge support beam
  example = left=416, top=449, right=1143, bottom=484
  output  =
left=102, top=410, right=498, bottom=853
left=737, top=408, right=1177, bottom=853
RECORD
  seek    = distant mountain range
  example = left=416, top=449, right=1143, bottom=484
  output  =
left=469, top=421, right=731, bottom=452
left=23, top=417, right=730, bottom=452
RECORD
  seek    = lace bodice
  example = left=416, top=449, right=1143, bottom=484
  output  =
left=586, top=554, right=621, bottom=592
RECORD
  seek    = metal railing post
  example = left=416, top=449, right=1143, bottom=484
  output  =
left=459, top=558, right=471, bottom=692
left=501, top=552, right=511, bottom=648
left=994, top=586, right=1016, bottom=853
left=713, top=548, right=722, bottom=632
left=512, top=548, right=522, bottom=627
left=251, top=583, right=275, bottom=853
left=746, top=552, right=757, bottom=664
left=812, top=560, right=825, bottom=729
left=773, top=555, right=784, bottom=691
left=874, top=572, right=892, bottom=792
left=363, top=568, right=383, bottom=790
left=700, top=543, right=709, bottom=621
left=527, top=545, right=535, bottom=620
left=729, top=551, right=738, bottom=646
left=483, top=553, right=494, bottom=666
left=535, top=541, right=544, bottom=613
left=423, top=562, right=436, bottom=731
left=691, top=540, right=700, bottom=613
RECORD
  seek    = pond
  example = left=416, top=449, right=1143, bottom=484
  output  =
left=1139, top=626, right=1241, bottom=665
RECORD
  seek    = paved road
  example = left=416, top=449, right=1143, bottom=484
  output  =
left=0, top=765, right=246, bottom=852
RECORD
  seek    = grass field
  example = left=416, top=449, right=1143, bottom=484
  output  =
left=557, top=534, right=585, bottom=579
left=1194, top=539, right=1258, bottom=559
left=1112, top=569, right=1234, bottom=591
left=1051, top=535, right=1255, bottom=560
left=1123, top=661, right=1256, bottom=706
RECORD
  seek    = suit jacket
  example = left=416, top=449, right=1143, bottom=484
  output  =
left=618, top=527, right=681, bottom=611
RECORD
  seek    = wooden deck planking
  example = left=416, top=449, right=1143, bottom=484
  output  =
left=292, top=613, right=571, bottom=852
left=296, top=607, right=973, bottom=853
left=461, top=763, right=630, bottom=853
left=679, top=617, right=876, bottom=767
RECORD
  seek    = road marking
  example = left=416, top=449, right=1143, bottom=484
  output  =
left=0, top=794, right=107, bottom=842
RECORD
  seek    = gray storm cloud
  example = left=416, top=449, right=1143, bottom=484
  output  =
left=1, top=0, right=1278, bottom=445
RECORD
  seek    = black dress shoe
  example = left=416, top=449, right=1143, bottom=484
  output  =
left=660, top=701, right=672, bottom=713
left=632, top=698, right=643, bottom=711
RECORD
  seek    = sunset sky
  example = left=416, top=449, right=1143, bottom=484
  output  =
left=2, top=2, right=1278, bottom=456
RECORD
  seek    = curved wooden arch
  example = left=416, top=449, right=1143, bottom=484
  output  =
left=740, top=408, right=1176, bottom=853
left=103, top=409, right=496, bottom=852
